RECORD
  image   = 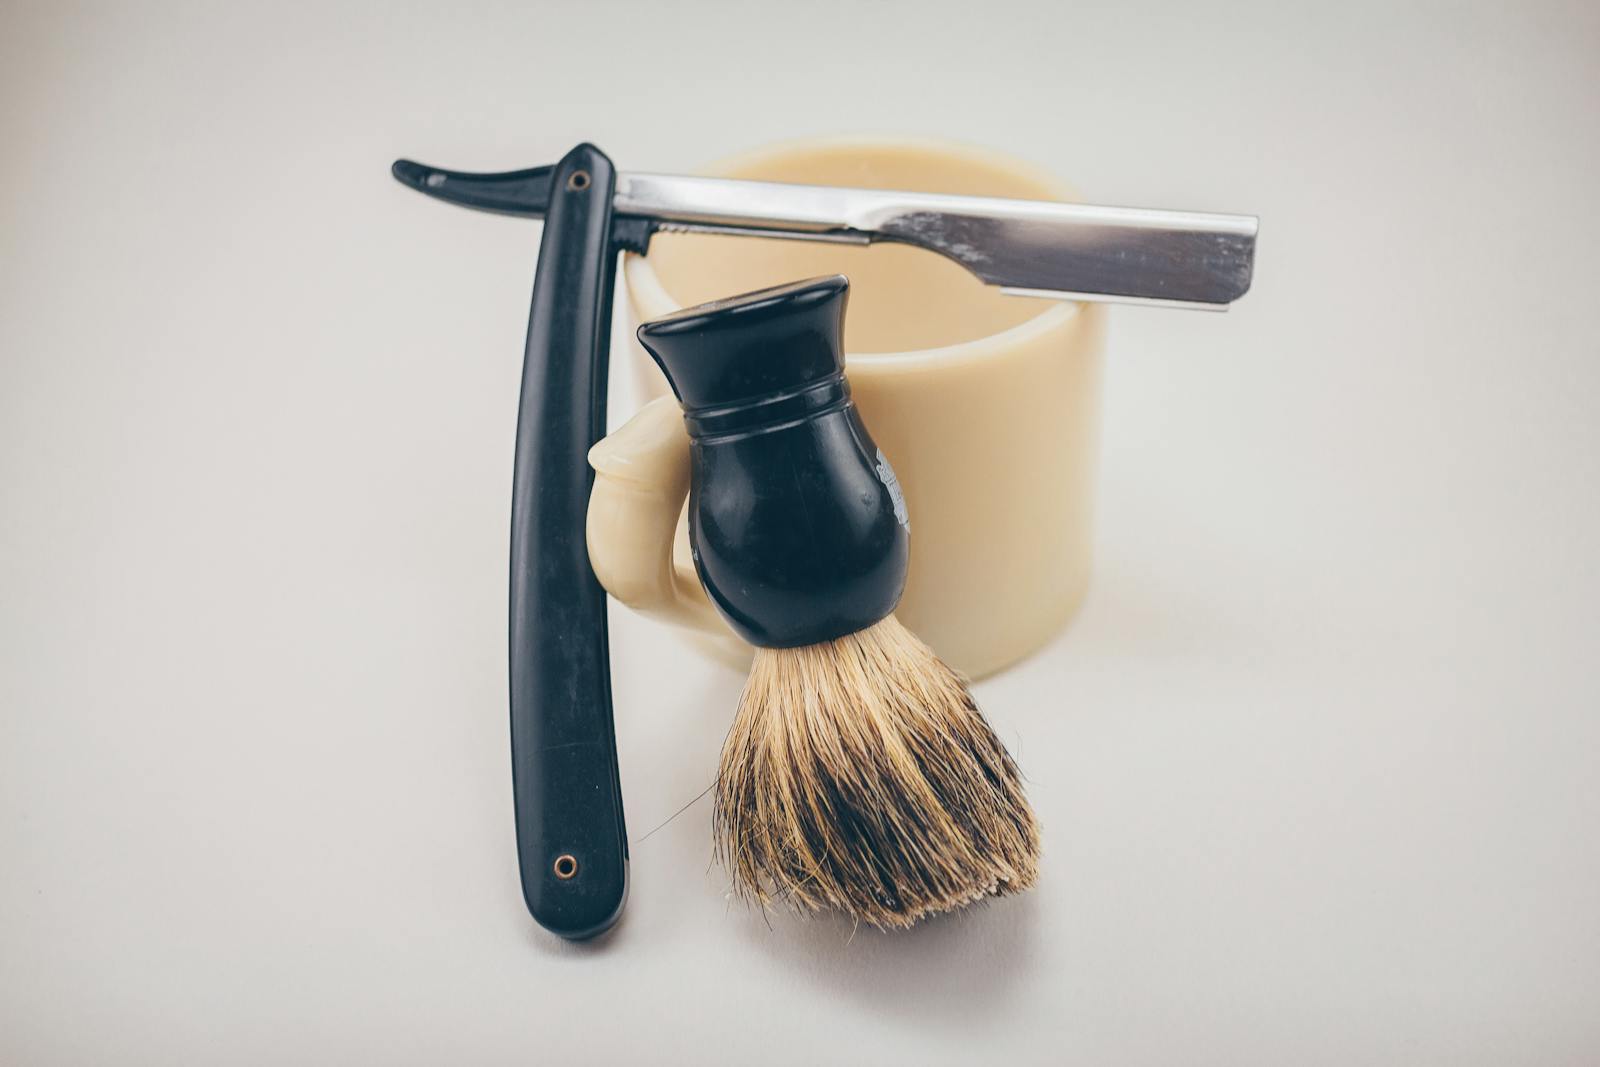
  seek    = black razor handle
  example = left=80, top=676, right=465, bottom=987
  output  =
left=509, top=143, right=627, bottom=939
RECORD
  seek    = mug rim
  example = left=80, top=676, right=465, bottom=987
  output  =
left=622, top=134, right=1082, bottom=373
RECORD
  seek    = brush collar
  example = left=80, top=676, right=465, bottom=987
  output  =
left=682, top=376, right=851, bottom=442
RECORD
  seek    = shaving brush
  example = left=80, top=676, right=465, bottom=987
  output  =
left=637, top=275, right=1039, bottom=929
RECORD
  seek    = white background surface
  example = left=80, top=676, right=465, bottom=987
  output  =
left=3, top=2, right=1598, bottom=1063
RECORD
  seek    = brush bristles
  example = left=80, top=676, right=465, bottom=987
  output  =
left=714, top=614, right=1040, bottom=929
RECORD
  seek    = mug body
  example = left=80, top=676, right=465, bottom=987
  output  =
left=623, top=137, right=1106, bottom=678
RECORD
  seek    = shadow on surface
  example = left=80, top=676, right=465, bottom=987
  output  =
left=732, top=887, right=1042, bottom=1022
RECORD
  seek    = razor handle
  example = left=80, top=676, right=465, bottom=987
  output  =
left=508, top=143, right=627, bottom=939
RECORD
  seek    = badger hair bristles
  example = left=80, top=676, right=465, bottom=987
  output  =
left=713, top=613, right=1040, bottom=930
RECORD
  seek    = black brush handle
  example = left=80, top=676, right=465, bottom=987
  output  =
left=636, top=276, right=909, bottom=649
left=509, top=143, right=627, bottom=939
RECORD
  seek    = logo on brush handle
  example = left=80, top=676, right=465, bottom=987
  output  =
left=875, top=449, right=910, bottom=532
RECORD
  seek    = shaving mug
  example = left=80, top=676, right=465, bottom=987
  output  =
left=586, top=138, right=1106, bottom=679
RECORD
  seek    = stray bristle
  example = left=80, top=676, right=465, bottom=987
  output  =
left=714, top=614, right=1040, bottom=929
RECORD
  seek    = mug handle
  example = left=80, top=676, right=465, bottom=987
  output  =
left=586, top=396, right=725, bottom=635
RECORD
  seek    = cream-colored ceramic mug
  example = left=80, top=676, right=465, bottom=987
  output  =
left=587, top=138, right=1106, bottom=679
